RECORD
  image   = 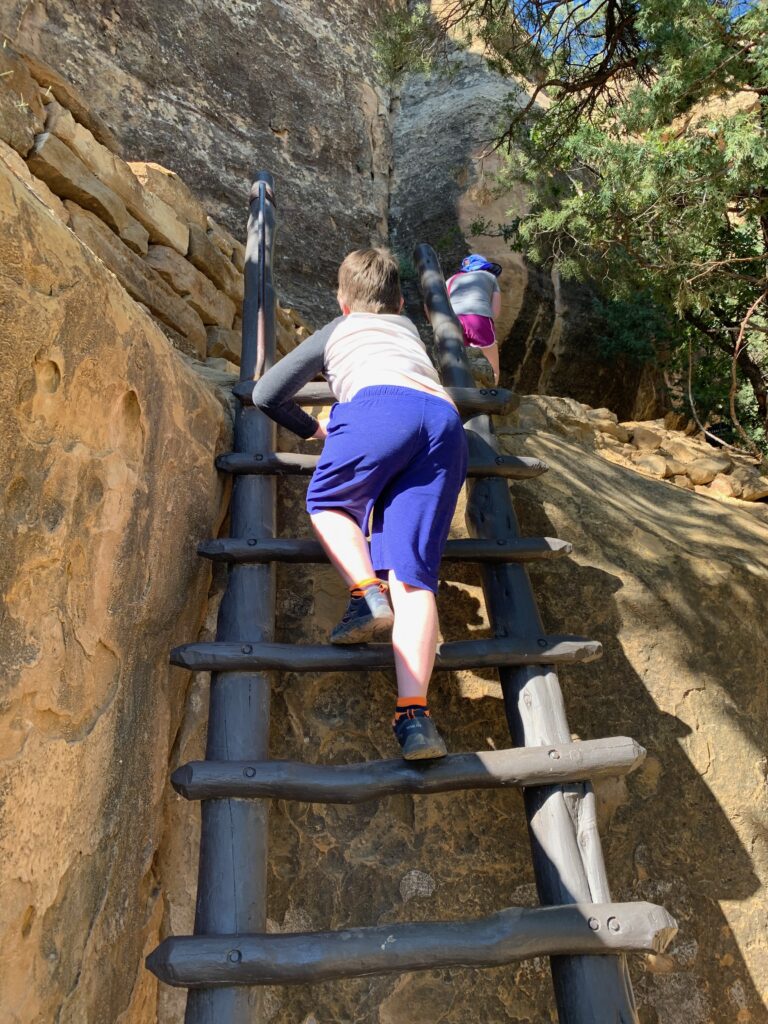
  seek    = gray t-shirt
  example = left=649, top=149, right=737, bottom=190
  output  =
left=446, top=270, right=500, bottom=318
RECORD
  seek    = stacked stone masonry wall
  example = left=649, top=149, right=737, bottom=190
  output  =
left=0, top=43, right=311, bottom=371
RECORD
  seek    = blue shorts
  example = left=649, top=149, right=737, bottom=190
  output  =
left=305, top=386, right=468, bottom=592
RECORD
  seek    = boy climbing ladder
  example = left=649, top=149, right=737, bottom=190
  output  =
left=251, top=248, right=467, bottom=760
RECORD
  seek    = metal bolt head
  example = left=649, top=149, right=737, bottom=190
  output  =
left=548, top=749, right=561, bottom=760
left=607, top=917, right=621, bottom=932
left=496, top=538, right=506, bottom=546
left=255, top=453, right=264, bottom=461
left=537, top=638, right=548, bottom=648
left=588, top=917, right=600, bottom=931
left=227, top=949, right=242, bottom=963
left=247, top=538, right=258, bottom=546
left=244, top=767, right=256, bottom=778
left=241, top=644, right=253, bottom=654
left=495, top=456, right=504, bottom=465
left=490, top=389, right=497, bottom=395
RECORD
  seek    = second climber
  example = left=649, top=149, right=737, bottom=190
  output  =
left=446, top=253, right=503, bottom=384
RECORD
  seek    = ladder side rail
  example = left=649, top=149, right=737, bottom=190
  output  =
left=185, top=173, right=278, bottom=1024
left=413, top=244, right=639, bottom=1024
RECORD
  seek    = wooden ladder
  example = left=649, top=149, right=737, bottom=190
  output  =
left=146, top=173, right=676, bottom=1023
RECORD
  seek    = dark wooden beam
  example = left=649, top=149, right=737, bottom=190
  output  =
left=182, top=172, right=278, bottom=1024
left=216, top=451, right=548, bottom=479
left=170, top=636, right=603, bottom=673
left=171, top=736, right=646, bottom=802
left=197, top=535, right=573, bottom=564
left=146, top=901, right=677, bottom=988
left=233, top=379, right=516, bottom=416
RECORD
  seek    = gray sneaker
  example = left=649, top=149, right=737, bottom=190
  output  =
left=393, top=711, right=448, bottom=760
left=329, top=584, right=394, bottom=644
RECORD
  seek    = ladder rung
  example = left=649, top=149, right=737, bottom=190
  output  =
left=197, top=536, right=573, bottom=564
left=146, top=900, right=677, bottom=987
left=172, top=736, right=645, bottom=802
left=233, top=380, right=516, bottom=416
left=216, top=451, right=547, bottom=479
left=170, top=636, right=602, bottom=673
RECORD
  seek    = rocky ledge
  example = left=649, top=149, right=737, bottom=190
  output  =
left=502, top=395, right=768, bottom=511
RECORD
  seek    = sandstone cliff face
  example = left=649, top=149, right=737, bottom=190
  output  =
left=391, top=51, right=660, bottom=420
left=1, top=0, right=392, bottom=323
left=2, top=13, right=766, bottom=1024
left=0, top=161, right=231, bottom=1023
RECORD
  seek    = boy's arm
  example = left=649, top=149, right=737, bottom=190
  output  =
left=251, top=319, right=339, bottom=438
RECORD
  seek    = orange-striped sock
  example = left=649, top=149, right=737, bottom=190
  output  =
left=392, top=695, right=430, bottom=726
left=350, top=577, right=388, bottom=597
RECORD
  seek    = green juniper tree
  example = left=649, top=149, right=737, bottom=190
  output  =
left=377, top=1, right=768, bottom=456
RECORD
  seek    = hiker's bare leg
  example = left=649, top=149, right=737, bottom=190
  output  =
left=388, top=570, right=437, bottom=700
left=310, top=509, right=374, bottom=587
left=484, top=342, right=500, bottom=384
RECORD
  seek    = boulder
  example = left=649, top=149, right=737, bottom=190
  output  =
left=686, top=456, right=733, bottom=486
left=205, top=355, right=240, bottom=374
left=65, top=202, right=206, bottom=357
left=128, top=161, right=208, bottom=231
left=0, top=139, right=68, bottom=223
left=670, top=474, right=695, bottom=490
left=630, top=425, right=664, bottom=451
left=663, top=438, right=702, bottom=464
left=45, top=101, right=189, bottom=254
left=708, top=473, right=736, bottom=498
left=144, top=245, right=235, bottom=327
left=11, top=45, right=121, bottom=153
left=187, top=224, right=244, bottom=306
left=231, top=238, right=246, bottom=273
left=594, top=419, right=630, bottom=442
left=730, top=465, right=768, bottom=501
left=206, top=215, right=234, bottom=257
left=0, top=44, right=45, bottom=156
left=586, top=407, right=619, bottom=423
left=633, top=453, right=668, bottom=478
left=206, top=215, right=246, bottom=272
left=515, top=399, right=549, bottom=432
left=206, top=326, right=241, bottom=364
left=27, top=132, right=148, bottom=254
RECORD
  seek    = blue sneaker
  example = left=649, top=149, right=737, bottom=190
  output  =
left=393, top=709, right=448, bottom=760
left=329, top=582, right=394, bottom=645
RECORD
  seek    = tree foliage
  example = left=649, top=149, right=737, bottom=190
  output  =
left=377, top=1, right=768, bottom=456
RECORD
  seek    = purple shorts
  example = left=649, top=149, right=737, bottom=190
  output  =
left=305, top=386, right=468, bottom=592
left=458, top=313, right=496, bottom=349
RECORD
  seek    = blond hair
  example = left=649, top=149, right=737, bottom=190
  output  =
left=338, top=248, right=402, bottom=314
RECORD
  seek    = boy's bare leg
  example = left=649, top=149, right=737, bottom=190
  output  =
left=310, top=509, right=375, bottom=586
left=484, top=342, right=500, bottom=384
left=388, top=570, right=437, bottom=699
